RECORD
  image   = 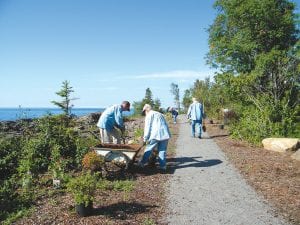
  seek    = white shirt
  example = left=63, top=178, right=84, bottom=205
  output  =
left=143, top=110, right=171, bottom=142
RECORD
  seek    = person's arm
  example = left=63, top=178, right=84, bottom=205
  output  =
left=187, top=105, right=192, bottom=119
left=114, top=106, right=124, bottom=129
left=143, top=114, right=152, bottom=142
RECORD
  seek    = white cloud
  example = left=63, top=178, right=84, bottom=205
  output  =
left=121, top=70, right=213, bottom=80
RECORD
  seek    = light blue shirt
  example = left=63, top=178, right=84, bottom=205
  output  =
left=187, top=101, right=204, bottom=121
left=97, top=105, right=124, bottom=132
left=143, top=110, right=171, bottom=142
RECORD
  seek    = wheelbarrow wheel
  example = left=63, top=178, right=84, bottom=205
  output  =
left=104, top=151, right=130, bottom=173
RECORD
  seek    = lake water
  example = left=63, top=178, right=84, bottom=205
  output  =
left=0, top=108, right=104, bottom=121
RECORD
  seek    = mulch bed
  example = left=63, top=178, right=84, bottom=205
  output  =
left=14, top=123, right=179, bottom=225
left=206, top=123, right=300, bottom=225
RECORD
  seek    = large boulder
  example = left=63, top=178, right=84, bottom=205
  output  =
left=262, top=138, right=300, bottom=153
left=291, top=150, right=300, bottom=161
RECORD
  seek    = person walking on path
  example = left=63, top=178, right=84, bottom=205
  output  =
left=139, top=104, right=171, bottom=171
left=168, top=107, right=179, bottom=124
left=96, top=101, right=130, bottom=144
left=187, top=97, right=204, bottom=138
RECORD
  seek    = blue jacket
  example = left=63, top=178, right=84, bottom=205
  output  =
left=187, top=102, right=204, bottom=121
left=144, top=110, right=171, bottom=142
left=97, top=105, right=124, bottom=132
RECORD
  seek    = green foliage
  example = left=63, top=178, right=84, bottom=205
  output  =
left=0, top=176, right=33, bottom=222
left=203, top=0, right=299, bottom=144
left=48, top=144, right=66, bottom=179
left=51, top=80, right=76, bottom=116
left=112, top=180, right=134, bottom=192
left=182, top=89, right=192, bottom=112
left=207, top=0, right=297, bottom=73
left=0, top=136, right=23, bottom=180
left=18, top=138, right=50, bottom=177
left=142, top=217, right=156, bottom=225
left=96, top=179, right=135, bottom=192
left=134, top=128, right=144, bottom=142
left=133, top=88, right=162, bottom=115
left=153, top=98, right=161, bottom=111
left=75, top=136, right=99, bottom=168
left=66, top=172, right=98, bottom=206
left=1, top=207, right=34, bottom=225
left=144, top=88, right=154, bottom=106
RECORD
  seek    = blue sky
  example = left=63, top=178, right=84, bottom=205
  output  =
left=0, top=0, right=218, bottom=108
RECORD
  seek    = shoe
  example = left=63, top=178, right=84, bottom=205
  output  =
left=159, top=167, right=167, bottom=173
left=198, top=136, right=202, bottom=139
left=137, top=161, right=144, bottom=168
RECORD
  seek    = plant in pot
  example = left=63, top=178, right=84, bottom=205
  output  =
left=82, top=151, right=105, bottom=173
left=66, top=172, right=97, bottom=217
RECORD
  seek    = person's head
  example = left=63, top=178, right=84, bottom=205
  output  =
left=142, top=104, right=152, bottom=116
left=192, top=97, right=198, bottom=103
left=121, top=101, right=130, bottom=111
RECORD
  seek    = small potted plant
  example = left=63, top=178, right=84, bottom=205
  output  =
left=82, top=151, right=104, bottom=173
left=66, top=172, right=97, bottom=217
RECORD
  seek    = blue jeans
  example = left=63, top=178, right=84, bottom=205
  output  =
left=172, top=115, right=177, bottom=123
left=191, top=120, right=202, bottom=137
left=140, top=139, right=168, bottom=169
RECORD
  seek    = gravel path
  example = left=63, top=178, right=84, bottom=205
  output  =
left=165, top=116, right=289, bottom=225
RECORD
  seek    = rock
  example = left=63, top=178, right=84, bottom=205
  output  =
left=262, top=138, right=300, bottom=153
left=75, top=112, right=102, bottom=125
left=291, top=150, right=300, bottom=161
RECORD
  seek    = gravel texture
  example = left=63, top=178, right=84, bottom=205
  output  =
left=165, top=116, right=289, bottom=225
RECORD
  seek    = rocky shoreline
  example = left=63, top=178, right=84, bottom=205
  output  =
left=0, top=112, right=144, bottom=142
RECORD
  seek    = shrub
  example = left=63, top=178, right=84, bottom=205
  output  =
left=0, top=136, right=23, bottom=180
left=18, top=138, right=50, bottom=177
left=75, top=136, right=99, bottom=168
left=82, top=151, right=104, bottom=172
left=66, top=172, right=98, bottom=206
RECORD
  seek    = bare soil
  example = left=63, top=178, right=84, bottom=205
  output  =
left=206, top=123, right=300, bottom=225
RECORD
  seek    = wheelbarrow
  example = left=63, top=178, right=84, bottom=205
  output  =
left=92, top=143, right=145, bottom=172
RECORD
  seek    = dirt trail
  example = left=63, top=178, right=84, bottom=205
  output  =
left=165, top=115, right=289, bottom=225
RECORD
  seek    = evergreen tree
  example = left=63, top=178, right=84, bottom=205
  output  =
left=143, top=88, right=154, bottom=106
left=51, top=81, right=77, bottom=116
left=153, top=98, right=162, bottom=111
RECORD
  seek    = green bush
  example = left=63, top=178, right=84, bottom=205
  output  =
left=230, top=100, right=300, bottom=145
left=75, top=136, right=99, bottom=169
left=66, top=172, right=98, bottom=206
left=18, top=138, right=50, bottom=177
left=0, top=136, right=23, bottom=180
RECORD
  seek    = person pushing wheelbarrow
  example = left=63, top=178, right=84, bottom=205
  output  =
left=138, top=104, right=171, bottom=172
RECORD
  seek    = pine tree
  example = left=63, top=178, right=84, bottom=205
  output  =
left=51, top=81, right=77, bottom=116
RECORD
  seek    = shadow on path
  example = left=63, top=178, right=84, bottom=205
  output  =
left=207, top=134, right=229, bottom=138
left=167, top=156, right=223, bottom=173
left=131, top=156, right=223, bottom=175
